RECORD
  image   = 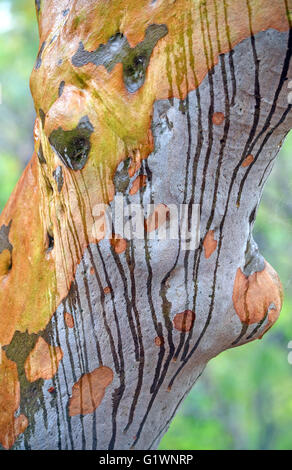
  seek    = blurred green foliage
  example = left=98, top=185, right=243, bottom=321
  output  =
left=0, top=0, right=38, bottom=211
left=0, top=0, right=291, bottom=450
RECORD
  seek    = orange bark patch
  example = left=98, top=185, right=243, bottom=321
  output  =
left=155, top=336, right=165, bottom=347
left=104, top=286, right=111, bottom=294
left=173, top=310, right=196, bottom=332
left=212, top=112, right=225, bottom=125
left=232, top=262, right=283, bottom=326
left=203, top=230, right=217, bottom=259
left=24, top=337, right=63, bottom=382
left=145, top=204, right=170, bottom=233
left=110, top=235, right=127, bottom=254
left=69, top=366, right=114, bottom=417
left=242, top=154, right=254, bottom=167
left=129, top=175, right=147, bottom=196
left=64, top=312, right=74, bottom=328
left=90, top=267, right=95, bottom=276
left=0, top=351, right=28, bottom=450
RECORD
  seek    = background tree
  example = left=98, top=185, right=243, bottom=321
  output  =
left=0, top=0, right=290, bottom=450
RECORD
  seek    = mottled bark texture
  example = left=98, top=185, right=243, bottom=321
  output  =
left=0, top=0, right=291, bottom=450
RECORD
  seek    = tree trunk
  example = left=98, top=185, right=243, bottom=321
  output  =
left=0, top=0, right=291, bottom=450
